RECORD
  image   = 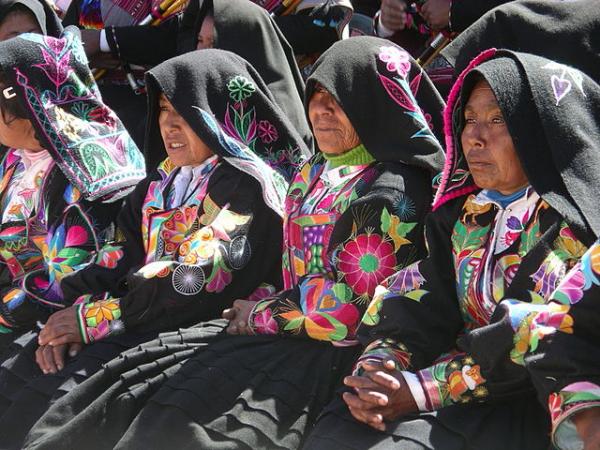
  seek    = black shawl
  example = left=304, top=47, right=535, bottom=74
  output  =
left=0, top=0, right=62, bottom=37
left=433, top=49, right=600, bottom=245
left=145, top=48, right=311, bottom=216
left=442, top=0, right=600, bottom=83
left=0, top=27, right=145, bottom=202
left=113, top=0, right=314, bottom=156
left=306, top=36, right=445, bottom=173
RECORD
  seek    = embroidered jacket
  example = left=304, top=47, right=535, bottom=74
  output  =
left=0, top=150, right=118, bottom=332
left=247, top=153, right=433, bottom=345
left=61, top=158, right=283, bottom=343
left=357, top=188, right=587, bottom=410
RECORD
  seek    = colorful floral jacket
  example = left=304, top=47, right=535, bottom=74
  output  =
left=0, top=150, right=118, bottom=333
left=480, top=237, right=600, bottom=450
left=247, top=153, right=433, bottom=345
left=61, top=158, right=283, bottom=343
left=357, top=188, right=587, bottom=411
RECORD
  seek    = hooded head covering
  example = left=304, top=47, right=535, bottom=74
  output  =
left=145, top=49, right=310, bottom=217
left=0, top=27, right=146, bottom=202
left=441, top=0, right=600, bottom=84
left=176, top=0, right=313, bottom=155
left=432, top=49, right=600, bottom=244
left=0, top=0, right=62, bottom=37
left=305, top=36, right=445, bottom=174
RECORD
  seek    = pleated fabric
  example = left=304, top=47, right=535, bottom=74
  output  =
left=0, top=329, right=157, bottom=449
left=304, top=392, right=551, bottom=450
left=23, top=320, right=359, bottom=450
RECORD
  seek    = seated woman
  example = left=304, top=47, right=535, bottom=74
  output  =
left=21, top=37, right=445, bottom=449
left=0, top=0, right=62, bottom=41
left=0, top=48, right=308, bottom=448
left=0, top=28, right=145, bottom=353
left=304, top=50, right=600, bottom=450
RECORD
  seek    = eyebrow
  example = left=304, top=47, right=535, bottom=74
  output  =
left=464, top=103, right=502, bottom=112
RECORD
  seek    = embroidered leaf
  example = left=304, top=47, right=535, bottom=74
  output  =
left=404, top=289, right=428, bottom=302
left=283, top=315, right=305, bottom=331
left=317, top=312, right=348, bottom=341
left=409, top=72, right=422, bottom=96
left=378, top=73, right=416, bottom=112
left=332, top=283, right=353, bottom=303
left=381, top=207, right=391, bottom=234
left=396, top=222, right=417, bottom=237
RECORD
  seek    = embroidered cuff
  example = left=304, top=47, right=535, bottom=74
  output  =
left=352, top=338, right=412, bottom=376
left=402, top=371, right=428, bottom=411
left=374, top=12, right=396, bottom=38
left=248, top=299, right=278, bottom=336
left=76, top=298, right=124, bottom=344
left=549, top=383, right=600, bottom=450
left=416, top=355, right=488, bottom=411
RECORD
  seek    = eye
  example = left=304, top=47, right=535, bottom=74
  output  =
left=491, top=116, right=505, bottom=124
left=464, top=117, right=476, bottom=124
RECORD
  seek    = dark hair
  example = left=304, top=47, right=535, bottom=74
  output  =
left=0, top=70, right=29, bottom=124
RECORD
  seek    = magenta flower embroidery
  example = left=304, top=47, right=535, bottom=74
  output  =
left=252, top=307, right=279, bottom=335
left=379, top=46, right=411, bottom=78
left=338, top=233, right=397, bottom=297
left=258, top=120, right=279, bottom=144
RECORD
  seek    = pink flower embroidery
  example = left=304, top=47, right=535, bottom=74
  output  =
left=379, top=46, right=411, bottom=78
left=338, top=233, right=397, bottom=297
left=253, top=306, right=279, bottom=335
left=258, top=120, right=279, bottom=144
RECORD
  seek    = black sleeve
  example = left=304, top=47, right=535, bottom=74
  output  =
left=60, top=177, right=151, bottom=301
left=75, top=168, right=284, bottom=341
left=106, top=17, right=181, bottom=66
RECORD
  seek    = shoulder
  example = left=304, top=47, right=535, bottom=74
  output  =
left=355, top=162, right=434, bottom=205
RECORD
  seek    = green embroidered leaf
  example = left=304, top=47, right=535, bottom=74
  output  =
left=319, top=312, right=348, bottom=341
left=381, top=207, right=391, bottom=234
left=396, top=222, right=417, bottom=237
left=283, top=316, right=305, bottom=331
left=563, top=391, right=600, bottom=405
left=332, top=283, right=353, bottom=303
left=529, top=291, right=546, bottom=305
left=404, top=289, right=429, bottom=302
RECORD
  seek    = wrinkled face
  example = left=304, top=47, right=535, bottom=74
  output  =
left=0, top=10, right=42, bottom=41
left=461, top=79, right=528, bottom=195
left=308, top=84, right=360, bottom=155
left=196, top=14, right=214, bottom=50
left=158, top=94, right=214, bottom=167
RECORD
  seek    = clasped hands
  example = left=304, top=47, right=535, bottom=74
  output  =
left=35, top=306, right=82, bottom=374
left=343, top=359, right=418, bottom=431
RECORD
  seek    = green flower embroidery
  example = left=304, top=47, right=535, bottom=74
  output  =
left=227, top=76, right=256, bottom=102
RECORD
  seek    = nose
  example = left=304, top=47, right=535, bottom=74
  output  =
left=462, top=122, right=486, bottom=151
left=310, top=93, right=335, bottom=118
left=163, top=110, right=182, bottom=133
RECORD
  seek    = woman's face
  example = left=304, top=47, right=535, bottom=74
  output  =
left=0, top=10, right=42, bottom=42
left=196, top=15, right=214, bottom=50
left=461, top=79, right=528, bottom=195
left=158, top=93, right=214, bottom=167
left=308, top=84, right=360, bottom=155
left=0, top=97, right=42, bottom=150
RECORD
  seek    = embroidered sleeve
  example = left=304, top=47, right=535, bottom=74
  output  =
left=0, top=200, right=113, bottom=331
left=110, top=180, right=283, bottom=335
left=249, top=194, right=429, bottom=344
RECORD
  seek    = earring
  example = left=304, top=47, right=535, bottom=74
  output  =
left=2, top=87, right=16, bottom=99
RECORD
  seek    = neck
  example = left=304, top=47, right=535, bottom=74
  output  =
left=322, top=144, right=374, bottom=168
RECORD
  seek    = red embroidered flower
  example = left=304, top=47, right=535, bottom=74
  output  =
left=338, top=233, right=397, bottom=297
left=258, top=120, right=278, bottom=144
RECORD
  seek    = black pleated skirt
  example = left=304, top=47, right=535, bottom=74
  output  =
left=23, top=320, right=359, bottom=450
left=0, top=329, right=157, bottom=449
left=303, top=391, right=552, bottom=450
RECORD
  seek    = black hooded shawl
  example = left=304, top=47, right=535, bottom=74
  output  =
left=145, top=49, right=309, bottom=212
left=442, top=0, right=600, bottom=83
left=433, top=49, right=600, bottom=245
left=111, top=0, right=314, bottom=158
left=0, top=27, right=146, bottom=202
left=0, top=0, right=62, bottom=37
left=306, top=36, right=445, bottom=174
